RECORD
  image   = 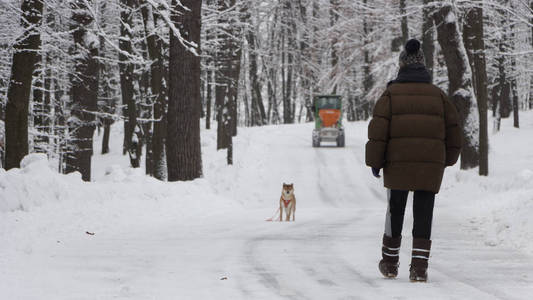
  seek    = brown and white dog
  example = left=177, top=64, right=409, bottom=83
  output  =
left=280, top=183, right=296, bottom=221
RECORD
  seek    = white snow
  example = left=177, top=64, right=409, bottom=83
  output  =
left=1, top=112, right=533, bottom=299
left=445, top=10, right=456, bottom=24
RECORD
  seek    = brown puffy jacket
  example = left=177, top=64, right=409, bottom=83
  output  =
left=365, top=82, right=461, bottom=193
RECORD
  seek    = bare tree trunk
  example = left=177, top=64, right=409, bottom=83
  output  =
left=530, top=0, right=533, bottom=110
left=362, top=0, right=373, bottom=120
left=166, top=0, right=203, bottom=181
left=510, top=18, right=519, bottom=128
left=206, top=68, right=213, bottom=129
left=281, top=2, right=293, bottom=125
left=216, top=0, right=241, bottom=159
left=422, top=0, right=435, bottom=77
left=434, top=3, right=479, bottom=170
left=297, top=0, right=313, bottom=122
left=216, top=0, right=232, bottom=150
left=99, top=0, right=115, bottom=155
left=244, top=7, right=266, bottom=126
left=65, top=0, right=100, bottom=181
left=230, top=43, right=242, bottom=137
left=5, top=0, right=44, bottom=169
left=141, top=1, right=166, bottom=179
left=119, top=0, right=139, bottom=168
left=496, top=8, right=512, bottom=121
left=33, top=46, right=47, bottom=153
left=463, top=2, right=489, bottom=176
left=53, top=75, right=66, bottom=172
left=330, top=0, right=340, bottom=94
left=400, top=0, right=408, bottom=44
left=205, top=7, right=213, bottom=130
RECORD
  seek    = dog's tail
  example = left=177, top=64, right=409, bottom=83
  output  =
left=265, top=207, right=280, bottom=222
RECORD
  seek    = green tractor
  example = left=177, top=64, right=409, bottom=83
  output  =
left=311, top=95, right=345, bottom=147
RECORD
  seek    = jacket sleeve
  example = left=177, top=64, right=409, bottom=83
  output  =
left=365, top=90, right=391, bottom=169
left=443, top=95, right=462, bottom=167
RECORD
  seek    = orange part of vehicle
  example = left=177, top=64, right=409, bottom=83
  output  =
left=319, top=109, right=341, bottom=127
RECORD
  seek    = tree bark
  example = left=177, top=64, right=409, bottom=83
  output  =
left=99, top=0, right=115, bottom=155
left=5, top=0, right=44, bottom=169
left=400, top=0, right=409, bottom=44
left=119, top=0, right=139, bottom=168
left=141, top=1, right=166, bottom=179
left=362, top=0, right=373, bottom=120
left=215, top=0, right=232, bottom=150
left=510, top=16, right=519, bottom=129
left=244, top=5, right=266, bottom=126
left=65, top=0, right=100, bottom=181
left=33, top=47, right=46, bottom=153
left=216, top=0, right=241, bottom=156
left=297, top=0, right=313, bottom=122
left=166, top=0, right=203, bottom=181
left=434, top=3, right=479, bottom=170
left=422, top=0, right=435, bottom=77
left=463, top=2, right=489, bottom=176
left=330, top=0, right=340, bottom=94
left=530, top=1, right=533, bottom=110
left=496, top=6, right=512, bottom=121
left=206, top=69, right=213, bottom=130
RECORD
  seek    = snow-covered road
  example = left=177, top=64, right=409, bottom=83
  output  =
left=2, top=118, right=533, bottom=299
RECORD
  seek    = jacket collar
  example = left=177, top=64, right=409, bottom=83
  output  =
left=388, top=64, right=432, bottom=86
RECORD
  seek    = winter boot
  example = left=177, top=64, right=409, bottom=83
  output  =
left=409, top=238, right=432, bottom=282
left=379, top=234, right=401, bottom=278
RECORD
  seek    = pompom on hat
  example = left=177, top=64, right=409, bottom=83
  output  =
left=399, top=39, right=426, bottom=67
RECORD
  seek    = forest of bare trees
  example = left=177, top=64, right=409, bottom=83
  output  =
left=0, top=0, right=531, bottom=180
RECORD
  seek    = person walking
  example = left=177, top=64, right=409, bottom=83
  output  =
left=365, top=39, right=462, bottom=282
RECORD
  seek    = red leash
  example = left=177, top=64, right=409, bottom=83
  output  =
left=265, top=207, right=280, bottom=222
left=266, top=198, right=292, bottom=221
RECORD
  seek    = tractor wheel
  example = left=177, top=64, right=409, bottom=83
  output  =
left=337, top=132, right=345, bottom=147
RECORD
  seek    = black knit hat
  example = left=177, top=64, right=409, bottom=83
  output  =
left=399, top=39, right=425, bottom=67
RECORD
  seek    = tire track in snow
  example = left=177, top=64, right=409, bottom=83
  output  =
left=242, top=216, right=376, bottom=299
left=292, top=218, right=379, bottom=292
left=239, top=124, right=533, bottom=299
left=243, top=236, right=307, bottom=300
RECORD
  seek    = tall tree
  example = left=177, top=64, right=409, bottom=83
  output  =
left=422, top=0, right=435, bottom=77
left=4, top=0, right=44, bottom=169
left=330, top=0, right=340, bottom=94
left=400, top=0, right=409, bottom=44
left=215, top=0, right=241, bottom=164
left=166, top=0, right=203, bottom=180
left=141, top=1, right=166, bottom=180
left=99, top=0, right=116, bottom=155
left=243, top=2, right=266, bottom=126
left=530, top=0, right=533, bottom=110
left=65, top=0, right=100, bottom=181
left=282, top=0, right=294, bottom=124
left=463, top=1, right=489, bottom=176
left=509, top=13, right=519, bottom=129
left=493, top=5, right=512, bottom=132
left=434, top=3, right=479, bottom=170
left=362, top=0, right=373, bottom=120
left=297, top=0, right=314, bottom=122
left=33, top=41, right=47, bottom=153
left=119, top=0, right=140, bottom=167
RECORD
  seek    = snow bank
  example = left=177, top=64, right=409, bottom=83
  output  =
left=0, top=154, right=79, bottom=212
left=440, top=111, right=533, bottom=254
left=443, top=166, right=533, bottom=253
left=0, top=152, right=239, bottom=227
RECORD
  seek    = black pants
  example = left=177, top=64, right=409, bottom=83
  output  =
left=384, top=190, right=435, bottom=240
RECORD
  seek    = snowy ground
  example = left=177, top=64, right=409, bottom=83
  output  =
left=1, top=112, right=533, bottom=299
